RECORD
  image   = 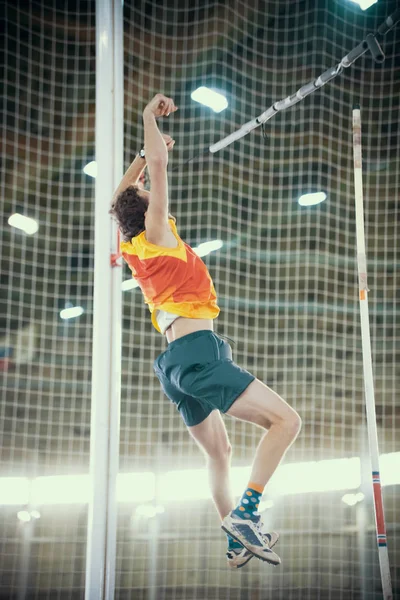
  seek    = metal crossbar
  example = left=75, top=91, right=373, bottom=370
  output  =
left=209, top=9, right=399, bottom=154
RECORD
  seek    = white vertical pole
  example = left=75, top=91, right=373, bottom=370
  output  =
left=352, top=106, right=393, bottom=600
left=106, top=0, right=124, bottom=596
left=85, top=1, right=123, bottom=599
left=17, top=514, right=33, bottom=600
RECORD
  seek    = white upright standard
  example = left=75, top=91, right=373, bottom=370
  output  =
left=352, top=106, right=392, bottom=600
left=85, top=1, right=124, bottom=599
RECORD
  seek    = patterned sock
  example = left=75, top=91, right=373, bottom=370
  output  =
left=226, top=533, right=243, bottom=551
left=232, top=481, right=264, bottom=521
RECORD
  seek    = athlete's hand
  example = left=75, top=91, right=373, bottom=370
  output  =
left=161, top=133, right=175, bottom=152
left=143, top=94, right=178, bottom=118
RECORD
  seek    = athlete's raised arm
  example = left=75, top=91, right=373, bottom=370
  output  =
left=111, top=94, right=176, bottom=205
left=142, top=94, right=177, bottom=243
left=110, top=94, right=177, bottom=244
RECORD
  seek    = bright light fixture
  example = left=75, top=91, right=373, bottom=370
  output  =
left=32, top=475, right=90, bottom=505
left=1, top=478, right=30, bottom=504
left=8, top=213, right=39, bottom=235
left=348, top=0, right=377, bottom=10
left=118, top=472, right=155, bottom=503
left=380, top=452, right=400, bottom=486
left=83, top=161, right=97, bottom=178
left=135, top=504, right=165, bottom=519
left=193, top=239, right=223, bottom=257
left=17, top=510, right=31, bottom=523
left=161, top=469, right=210, bottom=501
left=267, top=457, right=361, bottom=495
left=342, top=492, right=365, bottom=506
left=1, top=453, right=398, bottom=507
left=60, top=306, right=84, bottom=320
left=298, top=192, right=327, bottom=207
left=0, top=472, right=155, bottom=507
left=121, top=279, right=140, bottom=291
left=191, top=87, right=228, bottom=113
left=17, top=509, right=41, bottom=522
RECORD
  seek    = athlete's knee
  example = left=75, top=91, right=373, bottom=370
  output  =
left=282, top=410, right=302, bottom=440
left=206, top=442, right=232, bottom=462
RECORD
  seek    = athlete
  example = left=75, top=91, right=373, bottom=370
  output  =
left=110, top=94, right=302, bottom=569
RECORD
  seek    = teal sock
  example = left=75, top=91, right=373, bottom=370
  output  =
left=232, top=483, right=263, bottom=522
left=226, top=533, right=243, bottom=550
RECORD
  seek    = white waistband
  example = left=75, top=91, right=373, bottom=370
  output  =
left=156, top=309, right=181, bottom=334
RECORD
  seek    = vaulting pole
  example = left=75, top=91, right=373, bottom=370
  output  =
left=352, top=106, right=392, bottom=600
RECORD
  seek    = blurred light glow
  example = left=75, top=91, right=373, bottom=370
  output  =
left=135, top=504, right=165, bottom=519
left=349, top=0, right=377, bottom=10
left=122, top=279, right=140, bottom=291
left=342, top=492, right=365, bottom=506
left=0, top=454, right=398, bottom=506
left=1, top=478, right=30, bottom=505
left=191, top=87, right=228, bottom=113
left=161, top=469, right=210, bottom=501
left=380, top=452, right=400, bottom=486
left=17, top=511, right=31, bottom=523
left=83, top=161, right=97, bottom=178
left=0, top=473, right=155, bottom=506
left=267, top=457, right=361, bottom=496
left=118, top=472, right=155, bottom=503
left=60, top=306, right=84, bottom=320
left=32, top=475, right=90, bottom=505
left=8, top=213, right=39, bottom=235
left=193, top=240, right=223, bottom=257
left=259, top=499, right=274, bottom=511
left=298, top=192, right=327, bottom=207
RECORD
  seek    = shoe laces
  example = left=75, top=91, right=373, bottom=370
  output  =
left=252, top=511, right=263, bottom=529
left=252, top=512, right=272, bottom=544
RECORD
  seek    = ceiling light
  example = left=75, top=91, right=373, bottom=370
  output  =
left=8, top=213, right=39, bottom=235
left=17, top=510, right=31, bottom=522
left=83, top=161, right=97, bottom=178
left=193, top=239, right=223, bottom=257
left=348, top=0, right=377, bottom=10
left=191, top=87, right=228, bottom=113
left=60, top=306, right=84, bottom=320
left=298, top=192, right=327, bottom=207
left=342, top=492, right=365, bottom=506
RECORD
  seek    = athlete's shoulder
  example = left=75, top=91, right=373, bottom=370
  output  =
left=120, top=230, right=145, bottom=255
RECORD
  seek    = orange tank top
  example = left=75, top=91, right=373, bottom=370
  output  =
left=120, top=218, right=220, bottom=333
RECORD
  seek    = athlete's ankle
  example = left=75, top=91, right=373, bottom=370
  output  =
left=226, top=533, right=243, bottom=550
left=232, top=482, right=264, bottom=521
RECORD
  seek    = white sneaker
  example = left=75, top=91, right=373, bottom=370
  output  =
left=226, top=546, right=253, bottom=570
left=222, top=511, right=281, bottom=566
left=226, top=530, right=279, bottom=569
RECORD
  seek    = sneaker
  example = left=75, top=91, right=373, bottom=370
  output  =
left=222, top=511, right=281, bottom=566
left=226, top=526, right=279, bottom=569
left=226, top=545, right=254, bottom=570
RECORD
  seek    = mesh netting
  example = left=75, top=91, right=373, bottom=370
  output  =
left=1, top=0, right=399, bottom=598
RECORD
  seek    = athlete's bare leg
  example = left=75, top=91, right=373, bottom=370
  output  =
left=187, top=411, right=235, bottom=520
left=188, top=379, right=301, bottom=520
left=226, top=378, right=301, bottom=489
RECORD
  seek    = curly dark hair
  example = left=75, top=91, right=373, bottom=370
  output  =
left=109, top=185, right=149, bottom=241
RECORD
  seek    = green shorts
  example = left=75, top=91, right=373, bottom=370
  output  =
left=153, top=330, right=255, bottom=427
